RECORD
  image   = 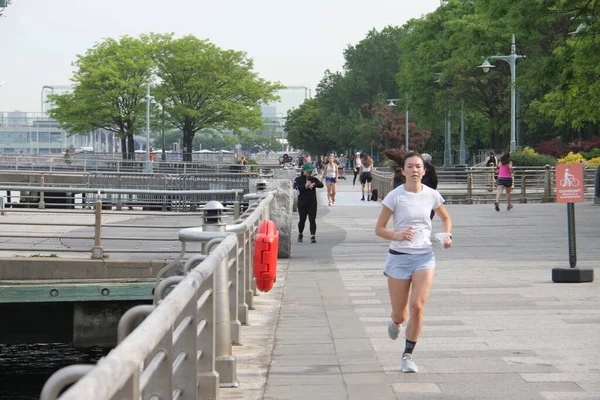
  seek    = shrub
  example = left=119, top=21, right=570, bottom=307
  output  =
left=557, top=152, right=585, bottom=164
left=537, top=139, right=566, bottom=158
left=586, top=157, right=600, bottom=166
left=568, top=136, right=600, bottom=153
left=521, top=146, right=538, bottom=156
left=580, top=148, right=600, bottom=160
left=510, top=151, right=557, bottom=167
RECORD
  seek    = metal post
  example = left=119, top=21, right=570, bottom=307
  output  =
left=145, top=83, right=153, bottom=173
left=91, top=195, right=104, bottom=259
left=445, top=110, right=453, bottom=167
left=443, top=110, right=448, bottom=167
left=459, top=99, right=466, bottom=165
left=405, top=108, right=409, bottom=152
left=509, top=42, right=517, bottom=153
left=38, top=175, right=46, bottom=209
left=481, top=35, right=524, bottom=153
left=567, top=203, right=577, bottom=268
left=202, top=201, right=238, bottom=388
left=161, top=104, right=166, bottom=162
left=543, top=164, right=552, bottom=203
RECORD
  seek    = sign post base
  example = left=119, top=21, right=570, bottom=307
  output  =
left=552, top=267, right=594, bottom=283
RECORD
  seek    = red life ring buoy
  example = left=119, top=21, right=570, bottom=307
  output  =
left=253, top=220, right=279, bottom=292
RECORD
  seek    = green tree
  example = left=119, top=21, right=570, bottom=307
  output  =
left=152, top=34, right=283, bottom=161
left=285, top=98, right=336, bottom=154
left=48, top=35, right=154, bottom=159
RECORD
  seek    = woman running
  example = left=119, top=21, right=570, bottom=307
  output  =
left=375, top=152, right=452, bottom=373
left=322, top=153, right=339, bottom=205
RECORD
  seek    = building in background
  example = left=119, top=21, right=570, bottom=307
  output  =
left=0, top=111, right=132, bottom=154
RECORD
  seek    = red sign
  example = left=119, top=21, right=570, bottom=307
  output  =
left=555, top=163, right=584, bottom=203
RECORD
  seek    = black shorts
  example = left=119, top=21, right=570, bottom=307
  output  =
left=360, top=172, right=373, bottom=184
left=497, top=177, right=512, bottom=187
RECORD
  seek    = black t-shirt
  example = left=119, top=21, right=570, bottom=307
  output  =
left=294, top=175, right=324, bottom=206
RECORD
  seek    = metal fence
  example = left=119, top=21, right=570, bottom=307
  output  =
left=0, top=186, right=244, bottom=258
left=0, top=153, right=281, bottom=175
left=40, top=191, right=275, bottom=400
left=372, top=166, right=598, bottom=204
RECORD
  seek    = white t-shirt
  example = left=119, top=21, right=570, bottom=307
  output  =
left=325, top=162, right=337, bottom=178
left=381, top=185, right=444, bottom=254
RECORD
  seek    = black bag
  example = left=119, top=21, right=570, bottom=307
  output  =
left=371, top=189, right=378, bottom=201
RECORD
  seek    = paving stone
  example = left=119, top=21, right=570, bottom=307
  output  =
left=226, top=183, right=600, bottom=399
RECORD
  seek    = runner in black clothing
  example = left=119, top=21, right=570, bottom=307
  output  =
left=294, top=162, right=324, bottom=243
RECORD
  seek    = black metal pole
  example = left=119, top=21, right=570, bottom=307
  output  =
left=567, top=202, right=577, bottom=268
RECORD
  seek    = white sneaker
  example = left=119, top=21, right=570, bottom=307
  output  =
left=401, top=354, right=418, bottom=373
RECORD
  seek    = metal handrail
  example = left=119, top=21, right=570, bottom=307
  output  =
left=373, top=166, right=597, bottom=203
left=40, top=191, right=274, bottom=399
left=0, top=186, right=243, bottom=258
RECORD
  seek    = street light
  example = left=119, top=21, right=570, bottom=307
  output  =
left=434, top=76, right=454, bottom=167
left=386, top=98, right=409, bottom=152
left=144, top=83, right=154, bottom=172
left=38, top=85, right=54, bottom=155
left=478, top=34, right=525, bottom=153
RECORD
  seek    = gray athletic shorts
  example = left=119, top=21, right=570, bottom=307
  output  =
left=383, top=251, right=435, bottom=280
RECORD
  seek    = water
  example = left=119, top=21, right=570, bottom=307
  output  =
left=0, top=343, right=108, bottom=399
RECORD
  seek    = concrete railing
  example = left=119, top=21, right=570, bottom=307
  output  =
left=39, top=190, right=276, bottom=400
left=373, top=166, right=598, bottom=204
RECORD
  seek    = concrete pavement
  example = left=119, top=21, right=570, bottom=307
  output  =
left=222, top=177, right=600, bottom=400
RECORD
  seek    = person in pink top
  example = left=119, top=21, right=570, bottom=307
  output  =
left=494, top=153, right=514, bottom=211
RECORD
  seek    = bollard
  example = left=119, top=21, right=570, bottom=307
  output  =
left=202, top=201, right=238, bottom=388
left=466, top=173, right=473, bottom=204
left=39, top=175, right=46, bottom=209
left=91, top=195, right=104, bottom=259
left=543, top=164, right=552, bottom=203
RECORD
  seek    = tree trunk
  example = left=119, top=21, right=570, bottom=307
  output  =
left=127, top=134, right=135, bottom=160
left=182, top=130, right=194, bottom=162
left=120, top=137, right=128, bottom=160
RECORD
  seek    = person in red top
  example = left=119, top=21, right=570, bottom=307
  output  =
left=149, top=147, right=155, bottom=162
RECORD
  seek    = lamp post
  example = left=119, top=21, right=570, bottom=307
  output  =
left=38, top=85, right=54, bottom=155
left=386, top=98, right=410, bottom=152
left=478, top=34, right=525, bottom=153
left=144, top=83, right=153, bottom=172
left=161, top=104, right=166, bottom=161
left=460, top=99, right=466, bottom=165
left=434, top=75, right=454, bottom=167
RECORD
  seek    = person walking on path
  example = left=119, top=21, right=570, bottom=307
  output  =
left=353, top=152, right=363, bottom=186
left=480, top=151, right=498, bottom=191
left=322, top=153, right=339, bottom=205
left=421, top=153, right=439, bottom=219
left=359, top=153, right=374, bottom=201
left=294, top=162, right=324, bottom=243
left=375, top=152, right=453, bottom=373
left=338, top=154, right=346, bottom=180
left=494, top=152, right=514, bottom=211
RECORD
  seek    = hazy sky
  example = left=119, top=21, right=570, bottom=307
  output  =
left=0, top=0, right=440, bottom=113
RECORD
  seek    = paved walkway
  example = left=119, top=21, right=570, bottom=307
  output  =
left=222, top=178, right=600, bottom=400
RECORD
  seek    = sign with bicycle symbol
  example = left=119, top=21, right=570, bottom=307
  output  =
left=555, top=163, right=584, bottom=203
